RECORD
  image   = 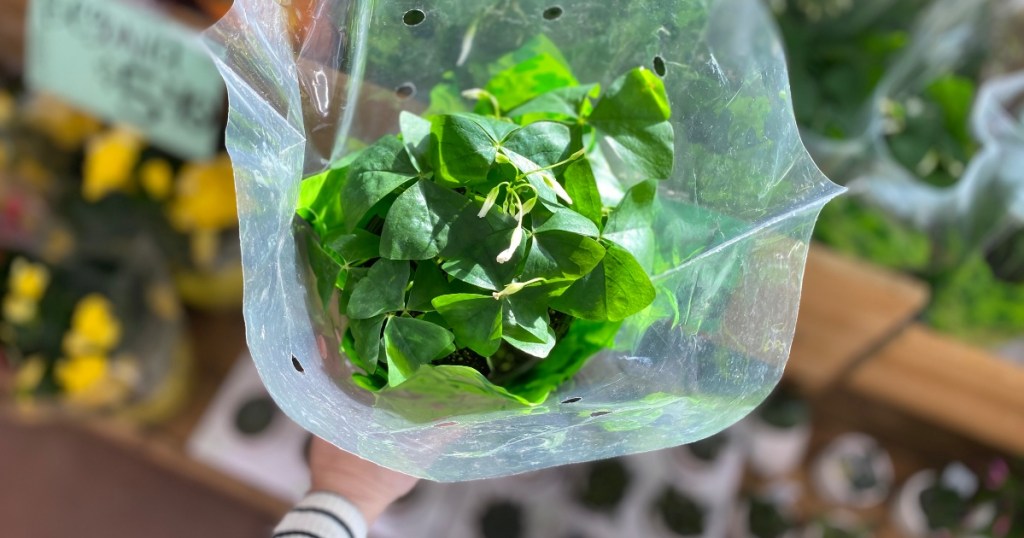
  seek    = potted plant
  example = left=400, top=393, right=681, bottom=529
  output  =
left=0, top=240, right=187, bottom=420
left=811, top=433, right=894, bottom=508
left=892, top=462, right=981, bottom=537
left=207, top=0, right=842, bottom=480
left=741, top=386, right=811, bottom=478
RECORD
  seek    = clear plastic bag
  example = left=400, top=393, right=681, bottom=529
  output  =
left=205, top=0, right=841, bottom=480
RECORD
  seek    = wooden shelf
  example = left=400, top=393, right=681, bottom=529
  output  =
left=787, top=245, right=930, bottom=394
left=847, top=323, right=1024, bottom=456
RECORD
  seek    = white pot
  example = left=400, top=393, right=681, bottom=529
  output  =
left=890, top=470, right=937, bottom=538
left=811, top=433, right=894, bottom=509
left=741, top=417, right=812, bottom=479
left=669, top=435, right=746, bottom=504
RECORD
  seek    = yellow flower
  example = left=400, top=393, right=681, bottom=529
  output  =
left=3, top=295, right=37, bottom=325
left=55, top=354, right=108, bottom=395
left=62, top=294, right=122, bottom=357
left=82, top=127, right=144, bottom=202
left=168, top=154, right=237, bottom=232
left=14, top=355, right=46, bottom=393
left=140, top=158, right=174, bottom=200
left=22, top=94, right=103, bottom=151
left=60, top=354, right=137, bottom=409
left=9, top=257, right=50, bottom=301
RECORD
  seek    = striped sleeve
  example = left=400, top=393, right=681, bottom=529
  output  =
left=272, top=492, right=368, bottom=538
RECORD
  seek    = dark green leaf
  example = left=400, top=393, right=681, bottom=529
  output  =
left=589, top=68, right=675, bottom=180
left=442, top=227, right=527, bottom=290
left=406, top=261, right=451, bottom=312
left=502, top=121, right=573, bottom=168
left=383, top=317, right=455, bottom=386
left=348, top=315, right=385, bottom=374
left=325, top=229, right=381, bottom=265
left=400, top=111, right=432, bottom=170
left=521, top=231, right=605, bottom=281
left=346, top=259, right=409, bottom=319
left=338, top=267, right=368, bottom=315
left=550, top=243, right=655, bottom=321
left=501, top=292, right=556, bottom=358
left=429, top=114, right=513, bottom=185
left=380, top=179, right=471, bottom=260
left=304, top=231, right=343, bottom=308
left=532, top=200, right=601, bottom=237
left=603, top=181, right=657, bottom=271
left=563, top=158, right=604, bottom=229
left=432, top=294, right=503, bottom=356
left=341, top=136, right=419, bottom=232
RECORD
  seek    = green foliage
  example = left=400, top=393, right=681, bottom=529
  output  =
left=297, top=42, right=677, bottom=408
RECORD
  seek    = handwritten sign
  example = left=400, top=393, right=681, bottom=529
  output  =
left=26, top=0, right=226, bottom=160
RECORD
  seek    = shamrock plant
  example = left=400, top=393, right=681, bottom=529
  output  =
left=297, top=53, right=674, bottom=405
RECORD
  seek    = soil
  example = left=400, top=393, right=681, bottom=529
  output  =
left=653, top=486, right=705, bottom=536
left=576, top=459, right=632, bottom=513
left=479, top=499, right=524, bottom=538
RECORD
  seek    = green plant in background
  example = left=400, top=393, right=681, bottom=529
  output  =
left=773, top=0, right=928, bottom=139
left=774, top=0, right=1024, bottom=345
left=978, top=459, right=1024, bottom=537
left=297, top=46, right=674, bottom=406
left=918, top=481, right=970, bottom=532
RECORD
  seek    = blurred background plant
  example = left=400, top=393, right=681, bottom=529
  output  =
left=0, top=74, right=239, bottom=418
left=772, top=0, right=1024, bottom=349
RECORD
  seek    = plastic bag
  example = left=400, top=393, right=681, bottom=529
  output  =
left=802, top=0, right=1016, bottom=271
left=205, top=0, right=840, bottom=480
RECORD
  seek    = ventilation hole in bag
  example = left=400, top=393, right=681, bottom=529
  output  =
left=403, top=8, right=426, bottom=26
left=543, top=6, right=564, bottom=20
left=561, top=397, right=583, bottom=404
left=395, top=83, right=416, bottom=99
left=653, top=56, right=667, bottom=77
left=590, top=411, right=611, bottom=418
left=435, top=421, right=458, bottom=428
left=291, top=356, right=304, bottom=373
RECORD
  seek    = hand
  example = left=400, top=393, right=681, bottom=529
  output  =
left=307, top=436, right=419, bottom=523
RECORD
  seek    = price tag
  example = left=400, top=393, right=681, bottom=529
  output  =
left=26, top=0, right=226, bottom=160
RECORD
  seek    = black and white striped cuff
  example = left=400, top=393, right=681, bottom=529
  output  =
left=272, top=492, right=368, bottom=538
